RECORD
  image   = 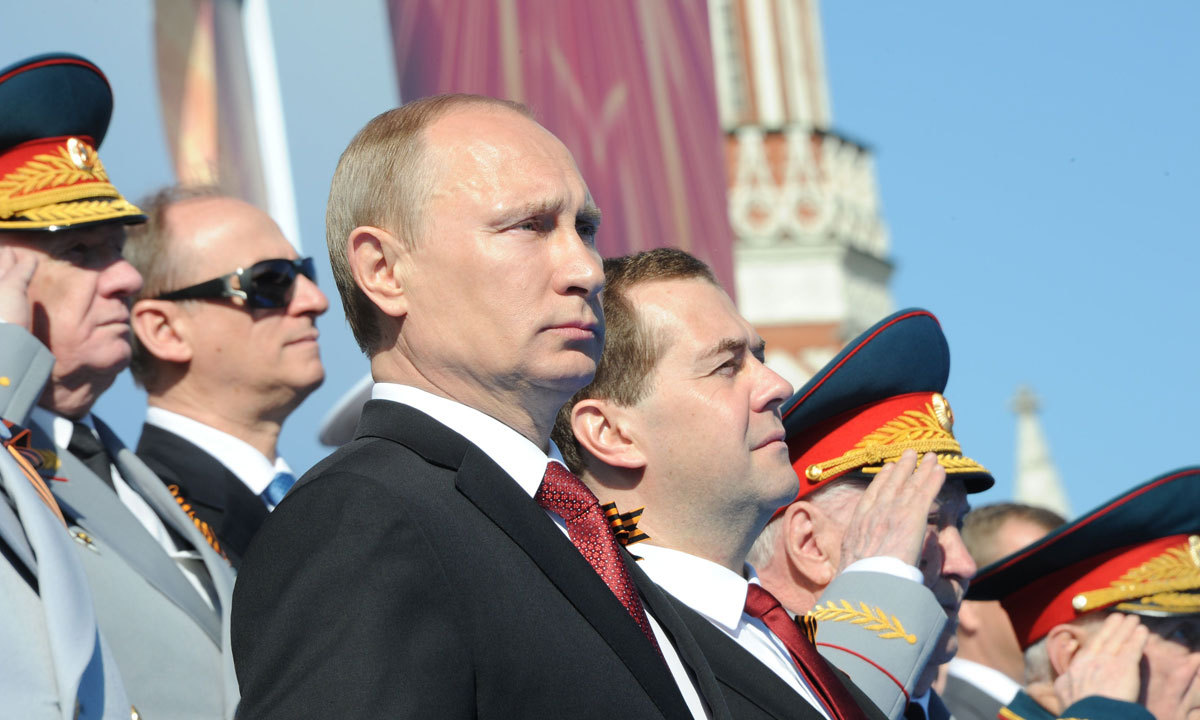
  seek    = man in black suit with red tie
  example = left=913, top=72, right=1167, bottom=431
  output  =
left=231, top=95, right=728, bottom=719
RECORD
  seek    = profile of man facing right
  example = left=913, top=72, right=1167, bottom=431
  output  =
left=232, top=95, right=727, bottom=719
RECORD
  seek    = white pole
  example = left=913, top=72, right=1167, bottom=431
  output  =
left=241, top=0, right=303, bottom=252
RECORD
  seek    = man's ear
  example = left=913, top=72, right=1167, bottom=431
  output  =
left=347, top=226, right=408, bottom=318
left=571, top=398, right=646, bottom=471
left=782, top=501, right=837, bottom=587
left=1045, top=623, right=1087, bottom=678
left=131, top=299, right=192, bottom=363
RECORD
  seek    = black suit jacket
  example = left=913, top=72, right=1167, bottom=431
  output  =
left=136, top=423, right=268, bottom=567
left=664, top=593, right=888, bottom=720
left=232, top=400, right=730, bottom=719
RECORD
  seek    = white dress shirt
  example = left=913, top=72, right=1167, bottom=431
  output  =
left=31, top=407, right=215, bottom=609
left=371, top=383, right=711, bottom=719
left=145, top=406, right=293, bottom=508
left=945, top=657, right=1021, bottom=706
left=635, top=543, right=834, bottom=720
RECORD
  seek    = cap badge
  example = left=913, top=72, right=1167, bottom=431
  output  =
left=66, top=137, right=97, bottom=171
left=931, top=392, right=954, bottom=431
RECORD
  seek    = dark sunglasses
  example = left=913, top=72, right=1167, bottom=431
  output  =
left=155, top=257, right=316, bottom=309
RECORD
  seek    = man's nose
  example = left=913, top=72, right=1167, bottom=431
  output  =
left=101, top=257, right=143, bottom=298
left=554, top=231, right=603, bottom=299
left=290, top=273, right=329, bottom=316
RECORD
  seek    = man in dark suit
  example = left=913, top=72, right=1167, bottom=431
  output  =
left=231, top=95, right=727, bottom=719
left=123, top=187, right=329, bottom=566
left=552, top=249, right=950, bottom=720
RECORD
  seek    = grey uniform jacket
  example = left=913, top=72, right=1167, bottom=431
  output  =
left=0, top=323, right=239, bottom=719
left=809, top=571, right=950, bottom=719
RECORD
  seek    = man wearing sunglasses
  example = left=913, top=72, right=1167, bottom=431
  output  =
left=125, top=187, right=329, bottom=567
left=0, top=54, right=239, bottom=718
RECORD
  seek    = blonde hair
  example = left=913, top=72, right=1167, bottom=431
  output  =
left=325, top=94, right=531, bottom=354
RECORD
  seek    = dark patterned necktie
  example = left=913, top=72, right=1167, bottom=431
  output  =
left=904, top=701, right=925, bottom=720
left=535, top=461, right=660, bottom=654
left=68, top=421, right=114, bottom=490
left=744, top=583, right=868, bottom=720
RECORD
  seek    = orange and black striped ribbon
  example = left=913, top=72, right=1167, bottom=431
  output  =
left=3, top=420, right=66, bottom=526
left=796, top=614, right=819, bottom=644
left=600, top=501, right=650, bottom=547
left=165, top=484, right=229, bottom=564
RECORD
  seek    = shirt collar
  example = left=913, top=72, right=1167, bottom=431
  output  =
left=31, top=406, right=89, bottom=449
left=371, top=383, right=563, bottom=498
left=633, top=543, right=752, bottom=632
left=945, top=658, right=1022, bottom=705
left=145, top=407, right=289, bottom=496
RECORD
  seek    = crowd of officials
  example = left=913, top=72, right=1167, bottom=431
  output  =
left=0, top=52, right=1197, bottom=720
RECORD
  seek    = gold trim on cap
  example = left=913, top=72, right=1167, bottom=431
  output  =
left=1073, top=535, right=1200, bottom=613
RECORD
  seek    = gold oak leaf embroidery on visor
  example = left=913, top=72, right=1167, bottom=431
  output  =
left=1073, top=535, right=1200, bottom=613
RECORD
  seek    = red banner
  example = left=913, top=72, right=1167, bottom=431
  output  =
left=389, top=0, right=735, bottom=291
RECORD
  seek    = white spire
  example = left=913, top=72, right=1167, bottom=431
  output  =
left=1012, top=386, right=1071, bottom=517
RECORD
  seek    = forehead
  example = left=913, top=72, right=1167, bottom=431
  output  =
left=424, top=107, right=590, bottom=215
left=168, top=197, right=295, bottom=276
left=933, top=479, right=970, bottom=516
left=627, top=278, right=753, bottom=362
left=0, top=223, right=126, bottom=253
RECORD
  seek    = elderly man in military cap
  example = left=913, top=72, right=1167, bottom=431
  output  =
left=970, top=467, right=1200, bottom=720
left=747, top=309, right=994, bottom=720
left=0, top=53, right=237, bottom=718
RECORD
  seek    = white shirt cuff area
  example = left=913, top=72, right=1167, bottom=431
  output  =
left=841, top=556, right=923, bottom=583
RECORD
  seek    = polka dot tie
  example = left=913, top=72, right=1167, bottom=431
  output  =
left=535, top=461, right=660, bottom=655
left=744, top=583, right=867, bottom=720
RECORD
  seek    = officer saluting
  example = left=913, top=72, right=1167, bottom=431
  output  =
left=971, top=467, right=1200, bottom=720
left=0, top=53, right=237, bottom=718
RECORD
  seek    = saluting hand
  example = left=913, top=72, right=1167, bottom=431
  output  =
left=837, top=449, right=946, bottom=571
left=0, top=246, right=36, bottom=330
left=1053, top=612, right=1148, bottom=708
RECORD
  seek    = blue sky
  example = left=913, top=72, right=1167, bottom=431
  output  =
left=817, top=3, right=1199, bottom=511
left=6, top=1, right=1197, bottom=516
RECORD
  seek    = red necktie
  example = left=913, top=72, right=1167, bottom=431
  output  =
left=744, top=583, right=868, bottom=720
left=535, top=462, right=661, bottom=655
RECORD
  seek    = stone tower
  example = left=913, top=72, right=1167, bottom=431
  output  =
left=707, top=0, right=893, bottom=388
left=1012, top=386, right=1071, bottom=517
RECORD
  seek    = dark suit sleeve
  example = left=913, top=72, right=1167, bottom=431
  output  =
left=232, top=471, right=475, bottom=719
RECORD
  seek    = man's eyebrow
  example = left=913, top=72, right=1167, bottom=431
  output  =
left=578, top=203, right=602, bottom=227
left=701, top=337, right=747, bottom=360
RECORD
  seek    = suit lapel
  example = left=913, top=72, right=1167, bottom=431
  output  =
left=627, top=553, right=733, bottom=720
left=455, top=445, right=691, bottom=719
left=98, top=420, right=234, bottom=606
left=356, top=401, right=692, bottom=720
left=137, top=423, right=267, bottom=562
left=35, top=419, right=223, bottom=644
left=669, top=595, right=825, bottom=720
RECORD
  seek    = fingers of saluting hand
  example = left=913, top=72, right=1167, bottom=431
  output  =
left=0, top=247, right=37, bottom=329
